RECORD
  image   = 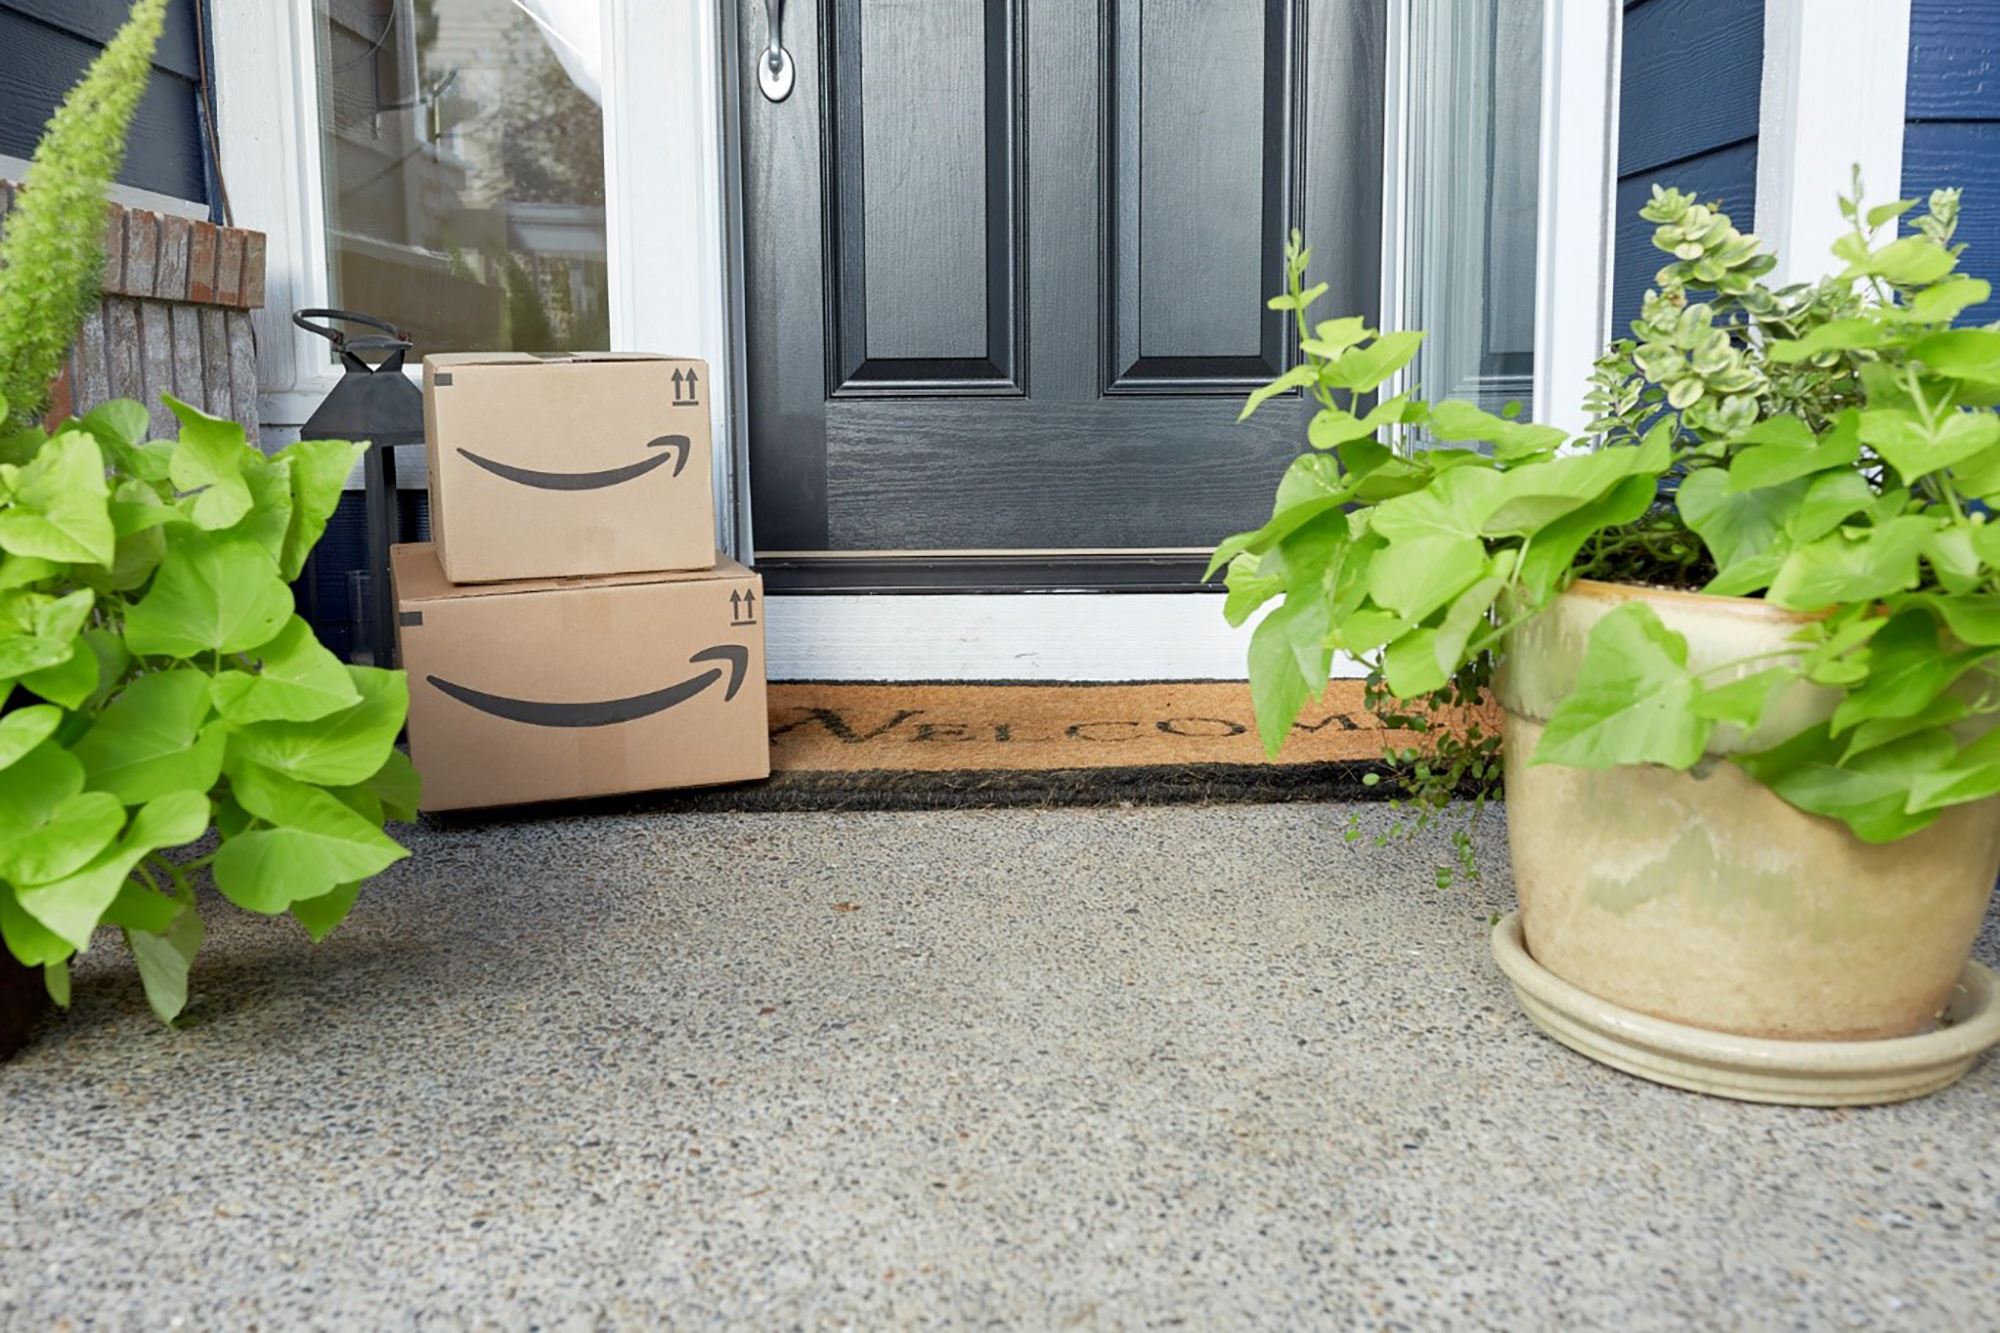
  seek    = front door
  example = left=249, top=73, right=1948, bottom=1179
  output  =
left=737, top=0, right=1385, bottom=590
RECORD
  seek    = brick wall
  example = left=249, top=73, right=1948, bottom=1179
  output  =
left=0, top=181, right=266, bottom=442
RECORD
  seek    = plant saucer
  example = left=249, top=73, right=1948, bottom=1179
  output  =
left=1490, top=910, right=2000, bottom=1106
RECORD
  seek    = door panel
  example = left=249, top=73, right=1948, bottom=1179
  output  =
left=830, top=0, right=1022, bottom=389
left=740, top=0, right=1385, bottom=575
left=1112, top=0, right=1291, bottom=386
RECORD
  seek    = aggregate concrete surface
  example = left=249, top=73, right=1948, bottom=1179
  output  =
left=3, top=804, right=1997, bottom=1331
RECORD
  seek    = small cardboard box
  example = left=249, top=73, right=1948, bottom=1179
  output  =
left=391, top=543, right=769, bottom=812
left=423, top=352, right=715, bottom=582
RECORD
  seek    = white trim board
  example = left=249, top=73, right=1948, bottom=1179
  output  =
left=764, top=595, right=1369, bottom=683
left=602, top=0, right=743, bottom=558
left=0, top=153, right=210, bottom=220
left=1531, top=0, right=1621, bottom=437
left=1757, top=0, right=1913, bottom=286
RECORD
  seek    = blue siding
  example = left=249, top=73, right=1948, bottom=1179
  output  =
left=1904, top=0, right=2000, bottom=325
left=1612, top=0, right=1764, bottom=338
left=1613, top=140, right=1760, bottom=338
left=0, top=0, right=208, bottom=205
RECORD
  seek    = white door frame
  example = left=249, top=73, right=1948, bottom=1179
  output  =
left=1756, top=0, right=1913, bottom=286
left=208, top=0, right=1635, bottom=681
left=1530, top=0, right=1622, bottom=438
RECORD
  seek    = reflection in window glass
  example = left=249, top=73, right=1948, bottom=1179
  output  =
left=312, top=0, right=608, bottom=356
left=1402, top=0, right=1543, bottom=417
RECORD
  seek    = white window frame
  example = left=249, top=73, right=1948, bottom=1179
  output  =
left=209, top=0, right=743, bottom=556
left=1530, top=0, right=1622, bottom=438
left=209, top=0, right=1637, bottom=680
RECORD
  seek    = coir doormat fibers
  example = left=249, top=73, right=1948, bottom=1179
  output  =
left=443, top=681, right=1439, bottom=821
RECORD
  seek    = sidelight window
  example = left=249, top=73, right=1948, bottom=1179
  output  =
left=1394, top=0, right=1545, bottom=418
left=308, top=0, right=609, bottom=356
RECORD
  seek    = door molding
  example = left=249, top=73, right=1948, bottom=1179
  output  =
left=1530, top=0, right=1622, bottom=437
left=605, top=0, right=747, bottom=558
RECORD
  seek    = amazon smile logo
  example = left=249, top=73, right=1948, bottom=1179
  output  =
left=428, top=645, right=749, bottom=728
left=456, top=434, right=691, bottom=491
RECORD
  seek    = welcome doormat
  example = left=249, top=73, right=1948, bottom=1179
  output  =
left=442, top=681, right=1449, bottom=821
left=765, top=681, right=1394, bottom=772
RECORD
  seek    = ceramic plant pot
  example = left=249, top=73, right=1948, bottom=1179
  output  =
left=1, top=949, right=49, bottom=1061
left=1494, top=579, right=2000, bottom=1044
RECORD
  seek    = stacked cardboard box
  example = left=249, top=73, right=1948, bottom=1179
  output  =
left=390, top=353, right=770, bottom=812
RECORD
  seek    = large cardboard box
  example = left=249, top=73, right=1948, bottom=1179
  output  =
left=423, top=353, right=715, bottom=582
left=391, top=543, right=769, bottom=812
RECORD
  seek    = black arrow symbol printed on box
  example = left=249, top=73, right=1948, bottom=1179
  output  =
left=427, top=645, right=748, bottom=728
left=456, top=435, right=690, bottom=491
left=730, top=588, right=758, bottom=625
left=672, top=367, right=700, bottom=404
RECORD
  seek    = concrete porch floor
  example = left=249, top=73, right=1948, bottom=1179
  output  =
left=3, top=803, right=1998, bottom=1330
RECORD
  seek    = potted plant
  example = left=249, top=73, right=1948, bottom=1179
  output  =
left=1217, top=182, right=2000, bottom=1102
left=1, top=0, right=414, bottom=1055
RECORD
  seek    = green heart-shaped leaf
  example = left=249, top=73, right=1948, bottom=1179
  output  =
left=70, top=668, right=226, bottom=804
left=124, top=531, right=293, bottom=658
left=0, top=883, right=72, bottom=967
left=0, top=433, right=114, bottom=564
left=227, top=665, right=409, bottom=786
left=167, top=397, right=256, bottom=530
left=210, top=616, right=361, bottom=724
left=125, top=905, right=204, bottom=1023
left=2, top=790, right=126, bottom=885
left=22, top=639, right=100, bottom=708
left=0, top=741, right=85, bottom=841
left=290, top=881, right=363, bottom=943
left=1532, top=602, right=1713, bottom=770
left=14, top=791, right=210, bottom=951
left=277, top=438, right=367, bottom=582
left=0, top=704, right=61, bottom=772
left=214, top=761, right=407, bottom=912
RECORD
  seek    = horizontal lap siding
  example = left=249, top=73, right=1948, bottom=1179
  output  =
left=1905, top=0, right=2000, bottom=324
left=1612, top=0, right=1764, bottom=338
left=0, top=0, right=206, bottom=204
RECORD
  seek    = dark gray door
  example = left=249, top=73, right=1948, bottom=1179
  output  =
left=738, top=0, right=1383, bottom=589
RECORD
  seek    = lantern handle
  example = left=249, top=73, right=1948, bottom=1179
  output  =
left=295, top=308, right=414, bottom=374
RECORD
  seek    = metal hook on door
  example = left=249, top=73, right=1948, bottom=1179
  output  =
left=759, top=0, right=795, bottom=102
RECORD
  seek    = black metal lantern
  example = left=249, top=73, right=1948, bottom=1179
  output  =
left=295, top=310, right=422, bottom=669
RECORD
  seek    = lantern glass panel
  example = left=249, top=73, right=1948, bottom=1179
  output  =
left=310, top=0, right=610, bottom=358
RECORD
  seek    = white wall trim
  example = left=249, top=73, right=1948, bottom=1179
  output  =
left=603, top=0, right=742, bottom=558
left=0, top=153, right=209, bottom=220
left=1757, top=0, right=1913, bottom=286
left=211, top=0, right=333, bottom=425
left=1531, top=0, right=1622, bottom=437
left=766, top=595, right=1364, bottom=683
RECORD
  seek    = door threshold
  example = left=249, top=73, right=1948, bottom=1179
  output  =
left=755, top=552, right=1220, bottom=594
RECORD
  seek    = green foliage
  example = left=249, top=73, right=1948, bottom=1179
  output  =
left=0, top=0, right=169, bottom=428
left=0, top=396, right=416, bottom=1022
left=1344, top=664, right=1502, bottom=889
left=1220, top=180, right=2000, bottom=850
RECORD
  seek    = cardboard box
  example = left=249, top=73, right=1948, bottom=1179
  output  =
left=423, top=353, right=716, bottom=582
left=391, top=543, right=769, bottom=811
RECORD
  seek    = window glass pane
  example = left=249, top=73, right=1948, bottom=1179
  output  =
left=311, top=0, right=608, bottom=356
left=1403, top=0, right=1543, bottom=417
